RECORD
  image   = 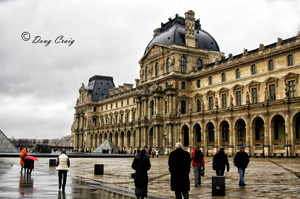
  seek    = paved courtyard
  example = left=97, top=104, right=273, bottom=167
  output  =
left=2, top=154, right=300, bottom=198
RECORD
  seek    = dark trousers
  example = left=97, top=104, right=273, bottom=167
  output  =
left=216, top=170, right=224, bottom=176
left=175, top=190, right=189, bottom=199
left=58, top=170, right=68, bottom=190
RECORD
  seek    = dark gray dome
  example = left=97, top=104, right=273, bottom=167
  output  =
left=144, top=15, right=220, bottom=54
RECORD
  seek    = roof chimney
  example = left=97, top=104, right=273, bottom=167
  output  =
left=184, top=10, right=196, bottom=47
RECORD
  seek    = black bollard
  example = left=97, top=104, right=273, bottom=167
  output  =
left=49, top=159, right=56, bottom=166
left=94, top=164, right=104, bottom=175
left=212, top=176, right=225, bottom=196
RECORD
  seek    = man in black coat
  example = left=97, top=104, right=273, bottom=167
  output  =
left=168, top=143, right=192, bottom=199
left=233, top=146, right=250, bottom=186
left=212, top=148, right=229, bottom=176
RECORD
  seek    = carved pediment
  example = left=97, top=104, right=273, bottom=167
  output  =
left=194, top=93, right=203, bottom=100
left=206, top=90, right=215, bottom=99
left=232, top=84, right=244, bottom=93
left=282, top=72, right=299, bottom=83
left=218, top=87, right=229, bottom=96
left=264, top=77, right=279, bottom=86
left=246, top=80, right=261, bottom=91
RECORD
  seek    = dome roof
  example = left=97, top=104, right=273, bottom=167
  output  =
left=144, top=14, right=220, bottom=54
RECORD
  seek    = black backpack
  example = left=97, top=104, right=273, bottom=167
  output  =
left=194, top=150, right=203, bottom=164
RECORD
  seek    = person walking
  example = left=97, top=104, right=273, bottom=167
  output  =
left=131, top=148, right=151, bottom=199
left=20, top=148, right=27, bottom=173
left=56, top=149, right=70, bottom=192
left=155, top=150, right=159, bottom=158
left=191, top=146, right=205, bottom=187
left=212, top=148, right=229, bottom=176
left=233, top=146, right=249, bottom=186
left=168, top=143, right=192, bottom=199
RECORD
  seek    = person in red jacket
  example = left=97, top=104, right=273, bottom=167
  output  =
left=191, top=146, right=205, bottom=187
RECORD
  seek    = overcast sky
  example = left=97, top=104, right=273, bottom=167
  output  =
left=0, top=0, right=299, bottom=139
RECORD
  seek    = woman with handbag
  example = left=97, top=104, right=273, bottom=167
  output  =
left=131, top=148, right=151, bottom=199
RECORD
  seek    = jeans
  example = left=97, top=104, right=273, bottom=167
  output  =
left=58, top=170, right=68, bottom=190
left=20, top=165, right=24, bottom=173
left=238, top=168, right=245, bottom=184
left=175, top=190, right=189, bottom=199
left=193, top=166, right=201, bottom=185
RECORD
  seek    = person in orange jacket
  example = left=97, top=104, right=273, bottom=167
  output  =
left=191, top=146, right=205, bottom=187
left=20, top=148, right=27, bottom=173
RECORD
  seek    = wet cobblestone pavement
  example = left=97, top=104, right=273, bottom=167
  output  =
left=2, top=155, right=300, bottom=198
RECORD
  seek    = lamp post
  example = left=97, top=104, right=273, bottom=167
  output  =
left=262, top=134, right=265, bottom=158
left=285, top=133, right=289, bottom=158
left=206, top=137, right=209, bottom=157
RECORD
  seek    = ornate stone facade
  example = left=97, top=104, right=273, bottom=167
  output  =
left=71, top=10, right=300, bottom=157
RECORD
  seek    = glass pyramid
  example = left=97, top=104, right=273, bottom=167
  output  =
left=0, top=130, right=19, bottom=153
left=93, top=139, right=119, bottom=154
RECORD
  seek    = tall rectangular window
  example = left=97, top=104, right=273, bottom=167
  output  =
left=269, top=60, right=274, bottom=71
left=132, top=112, right=135, bottom=120
left=127, top=99, right=129, bottom=105
left=209, top=76, right=212, bottom=85
left=197, top=79, right=200, bottom=88
left=252, top=88, right=258, bottom=104
left=182, top=82, right=186, bottom=90
left=181, top=100, right=186, bottom=114
left=236, top=69, right=240, bottom=79
left=289, top=80, right=296, bottom=98
left=252, top=65, right=256, bottom=75
left=222, top=73, right=226, bottom=82
left=222, top=94, right=227, bottom=108
left=209, top=97, right=213, bottom=110
left=288, top=55, right=293, bottom=66
left=236, top=91, right=241, bottom=106
left=269, top=84, right=276, bottom=101
left=197, top=99, right=201, bottom=112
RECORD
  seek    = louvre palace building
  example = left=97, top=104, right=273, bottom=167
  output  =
left=71, top=10, right=300, bottom=157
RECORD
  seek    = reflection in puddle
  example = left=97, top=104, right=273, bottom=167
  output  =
left=19, top=174, right=34, bottom=197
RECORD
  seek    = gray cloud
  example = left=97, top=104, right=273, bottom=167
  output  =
left=0, top=0, right=299, bottom=139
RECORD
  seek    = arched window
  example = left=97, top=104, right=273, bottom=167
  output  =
left=180, top=56, right=186, bottom=72
left=236, top=69, right=240, bottom=79
left=197, top=59, right=202, bottom=70
left=145, top=67, right=148, bottom=80
left=269, top=60, right=274, bottom=71
left=166, top=58, right=170, bottom=72
left=197, top=79, right=200, bottom=88
left=155, top=62, right=159, bottom=76
left=251, top=65, right=256, bottom=75
left=222, top=73, right=226, bottom=82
